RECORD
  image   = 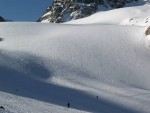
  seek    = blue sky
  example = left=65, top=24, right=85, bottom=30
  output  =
left=0, top=0, right=52, bottom=21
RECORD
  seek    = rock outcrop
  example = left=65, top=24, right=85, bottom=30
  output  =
left=145, top=26, right=150, bottom=36
left=0, top=16, right=5, bottom=22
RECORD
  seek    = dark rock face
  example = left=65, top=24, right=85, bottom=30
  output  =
left=145, top=26, right=150, bottom=36
left=0, top=16, right=5, bottom=22
left=0, top=106, right=4, bottom=110
left=37, top=0, right=138, bottom=23
left=37, top=0, right=101, bottom=23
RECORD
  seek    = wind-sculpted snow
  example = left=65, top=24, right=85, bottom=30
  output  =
left=0, top=23, right=150, bottom=113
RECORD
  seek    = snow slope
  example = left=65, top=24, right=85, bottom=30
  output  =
left=66, top=4, right=150, bottom=26
left=0, top=22, right=150, bottom=113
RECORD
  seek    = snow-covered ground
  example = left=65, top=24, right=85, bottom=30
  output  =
left=67, top=4, right=150, bottom=26
left=0, top=2, right=150, bottom=113
left=0, top=22, right=150, bottom=113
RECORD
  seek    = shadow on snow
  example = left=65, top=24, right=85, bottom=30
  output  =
left=0, top=50, right=138, bottom=113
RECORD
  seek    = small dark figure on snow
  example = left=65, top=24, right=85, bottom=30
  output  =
left=67, top=102, right=70, bottom=108
left=15, top=89, right=18, bottom=92
left=0, top=38, right=3, bottom=42
left=96, top=96, right=98, bottom=100
left=0, top=106, right=5, bottom=110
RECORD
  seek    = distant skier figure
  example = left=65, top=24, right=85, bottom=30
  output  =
left=15, top=89, right=18, bottom=92
left=96, top=96, right=98, bottom=100
left=0, top=106, right=4, bottom=110
left=0, top=38, right=3, bottom=42
left=67, top=102, right=70, bottom=108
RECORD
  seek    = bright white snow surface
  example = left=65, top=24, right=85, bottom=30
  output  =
left=0, top=22, right=150, bottom=113
left=0, top=3, right=150, bottom=112
left=66, top=4, right=150, bottom=26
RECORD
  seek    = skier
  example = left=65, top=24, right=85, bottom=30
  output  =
left=67, top=102, right=70, bottom=108
left=96, top=96, right=98, bottom=100
left=0, top=38, right=3, bottom=41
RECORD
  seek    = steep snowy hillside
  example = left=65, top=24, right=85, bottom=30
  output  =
left=0, top=22, right=150, bottom=113
left=67, top=4, right=150, bottom=26
left=38, top=0, right=143, bottom=23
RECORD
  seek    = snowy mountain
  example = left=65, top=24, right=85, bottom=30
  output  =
left=37, top=0, right=145, bottom=23
left=0, top=23, right=150, bottom=113
left=66, top=4, right=150, bottom=26
left=0, top=1, right=150, bottom=113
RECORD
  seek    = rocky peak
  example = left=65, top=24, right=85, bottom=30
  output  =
left=37, top=0, right=138, bottom=23
left=0, top=16, right=5, bottom=22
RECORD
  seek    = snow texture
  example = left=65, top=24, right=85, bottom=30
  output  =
left=66, top=4, right=150, bottom=26
left=0, top=3, right=150, bottom=113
